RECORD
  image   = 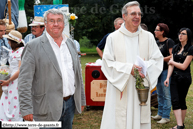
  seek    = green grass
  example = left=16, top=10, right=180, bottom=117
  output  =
left=80, top=46, right=97, bottom=53
left=73, top=55, right=193, bottom=129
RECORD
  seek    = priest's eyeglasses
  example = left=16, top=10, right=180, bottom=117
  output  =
left=46, top=19, right=64, bottom=25
left=128, top=12, right=143, bottom=17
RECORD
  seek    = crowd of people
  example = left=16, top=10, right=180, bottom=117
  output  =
left=0, top=1, right=192, bottom=129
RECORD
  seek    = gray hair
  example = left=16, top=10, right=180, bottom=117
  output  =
left=114, top=17, right=124, bottom=25
left=122, top=1, right=140, bottom=15
left=43, top=8, right=64, bottom=23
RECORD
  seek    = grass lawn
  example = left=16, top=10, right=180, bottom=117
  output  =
left=73, top=53, right=193, bottom=129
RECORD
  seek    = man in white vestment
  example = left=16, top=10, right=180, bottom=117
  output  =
left=100, top=1, right=163, bottom=129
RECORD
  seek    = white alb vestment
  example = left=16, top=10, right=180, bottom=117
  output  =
left=100, top=24, right=163, bottom=129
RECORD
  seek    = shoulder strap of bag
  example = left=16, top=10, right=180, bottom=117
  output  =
left=166, top=38, right=170, bottom=56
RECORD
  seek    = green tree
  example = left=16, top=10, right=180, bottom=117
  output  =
left=64, top=0, right=193, bottom=46
left=24, top=0, right=193, bottom=46
left=23, top=0, right=35, bottom=37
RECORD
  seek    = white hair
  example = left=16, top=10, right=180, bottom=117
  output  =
left=122, top=1, right=140, bottom=15
left=43, top=8, right=64, bottom=23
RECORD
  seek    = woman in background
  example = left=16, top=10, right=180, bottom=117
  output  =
left=0, top=30, right=24, bottom=121
left=164, top=28, right=192, bottom=129
left=152, top=23, right=175, bottom=124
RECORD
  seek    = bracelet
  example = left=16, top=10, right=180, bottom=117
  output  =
left=8, top=79, right=11, bottom=83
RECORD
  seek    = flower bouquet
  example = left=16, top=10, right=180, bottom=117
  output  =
left=0, top=65, right=11, bottom=94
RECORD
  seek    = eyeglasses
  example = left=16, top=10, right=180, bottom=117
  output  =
left=128, top=12, right=143, bottom=17
left=178, top=32, right=187, bottom=36
left=155, top=29, right=161, bottom=31
left=46, top=19, right=64, bottom=25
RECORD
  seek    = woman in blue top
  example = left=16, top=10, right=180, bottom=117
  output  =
left=164, top=28, right=192, bottom=129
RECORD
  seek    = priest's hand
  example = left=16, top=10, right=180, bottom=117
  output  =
left=131, top=65, right=142, bottom=76
left=139, top=72, right=145, bottom=78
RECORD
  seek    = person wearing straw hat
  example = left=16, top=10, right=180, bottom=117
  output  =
left=18, top=9, right=85, bottom=129
left=24, top=16, right=45, bottom=44
left=0, top=30, right=24, bottom=121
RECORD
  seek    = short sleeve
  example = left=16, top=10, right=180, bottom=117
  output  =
left=188, top=46, right=193, bottom=56
left=97, top=33, right=110, bottom=50
left=15, top=47, right=24, bottom=61
left=168, top=38, right=175, bottom=48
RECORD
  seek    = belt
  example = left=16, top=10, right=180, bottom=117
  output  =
left=63, top=95, right=72, bottom=101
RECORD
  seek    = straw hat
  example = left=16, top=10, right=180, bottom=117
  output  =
left=3, top=30, right=24, bottom=44
left=29, top=17, right=44, bottom=26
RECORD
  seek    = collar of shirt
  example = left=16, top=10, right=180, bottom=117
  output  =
left=0, top=38, right=3, bottom=44
left=31, top=33, right=35, bottom=37
left=45, top=31, right=67, bottom=46
left=0, top=37, right=7, bottom=46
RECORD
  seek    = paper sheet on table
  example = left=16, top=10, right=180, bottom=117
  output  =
left=135, top=56, right=147, bottom=76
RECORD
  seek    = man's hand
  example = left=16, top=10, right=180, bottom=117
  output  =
left=23, top=114, right=33, bottom=121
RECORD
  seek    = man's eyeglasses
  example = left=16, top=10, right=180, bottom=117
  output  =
left=128, top=12, right=143, bottom=17
left=178, top=32, right=187, bottom=36
left=46, top=19, right=64, bottom=25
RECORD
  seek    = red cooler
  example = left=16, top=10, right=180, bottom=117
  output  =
left=85, top=65, right=107, bottom=108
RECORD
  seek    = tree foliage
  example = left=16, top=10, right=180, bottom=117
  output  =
left=23, top=0, right=35, bottom=37
left=24, top=0, right=193, bottom=46
left=64, top=0, right=193, bottom=45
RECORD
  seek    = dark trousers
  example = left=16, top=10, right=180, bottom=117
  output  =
left=170, top=75, right=191, bottom=110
